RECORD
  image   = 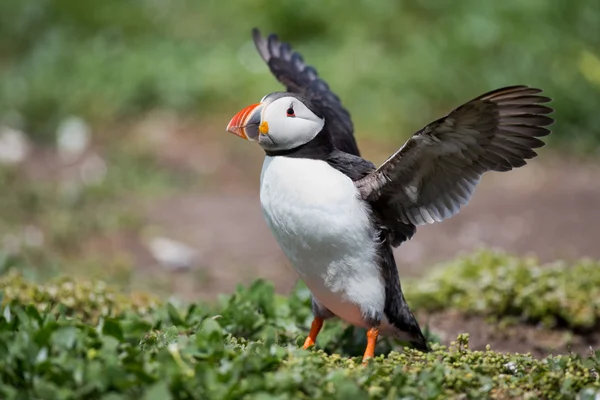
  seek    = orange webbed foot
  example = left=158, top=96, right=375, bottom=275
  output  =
left=361, top=327, right=379, bottom=365
left=302, top=317, right=323, bottom=350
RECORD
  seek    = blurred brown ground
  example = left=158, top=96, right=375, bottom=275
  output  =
left=123, top=116, right=600, bottom=300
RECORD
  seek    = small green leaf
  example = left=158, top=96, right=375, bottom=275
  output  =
left=120, top=319, right=152, bottom=337
left=200, top=318, right=222, bottom=339
left=35, top=347, right=49, bottom=364
left=166, top=303, right=185, bottom=327
left=52, top=326, right=78, bottom=348
left=3, top=304, right=11, bottom=323
left=163, top=326, right=180, bottom=345
left=34, top=321, right=59, bottom=346
left=143, top=382, right=172, bottom=400
left=101, top=336, right=120, bottom=353
left=33, top=379, right=65, bottom=399
left=102, top=319, right=124, bottom=341
left=25, top=304, right=42, bottom=325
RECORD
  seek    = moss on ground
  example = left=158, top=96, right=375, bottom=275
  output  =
left=406, top=250, right=600, bottom=331
left=0, top=270, right=160, bottom=323
left=1, top=260, right=600, bottom=399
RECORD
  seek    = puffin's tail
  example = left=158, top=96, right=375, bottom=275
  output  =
left=381, top=295, right=430, bottom=352
left=379, top=243, right=430, bottom=352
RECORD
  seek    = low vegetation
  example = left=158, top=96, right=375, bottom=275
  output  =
left=406, top=251, right=600, bottom=331
left=2, top=253, right=600, bottom=399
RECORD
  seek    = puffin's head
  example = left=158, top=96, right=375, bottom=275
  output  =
left=226, top=92, right=324, bottom=151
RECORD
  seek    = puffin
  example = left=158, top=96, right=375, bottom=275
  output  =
left=226, top=28, right=554, bottom=362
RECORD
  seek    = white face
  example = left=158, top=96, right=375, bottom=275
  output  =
left=258, top=95, right=325, bottom=151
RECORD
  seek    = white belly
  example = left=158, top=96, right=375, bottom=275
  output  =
left=260, top=156, right=385, bottom=327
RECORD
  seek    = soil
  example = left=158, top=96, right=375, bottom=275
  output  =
left=421, top=310, right=600, bottom=358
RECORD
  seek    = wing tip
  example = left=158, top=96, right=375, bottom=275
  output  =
left=478, top=85, right=553, bottom=104
left=483, top=84, right=556, bottom=131
left=251, top=27, right=271, bottom=62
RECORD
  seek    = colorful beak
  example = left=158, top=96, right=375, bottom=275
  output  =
left=226, top=103, right=262, bottom=140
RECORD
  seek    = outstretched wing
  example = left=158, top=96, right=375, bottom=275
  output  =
left=252, top=28, right=360, bottom=156
left=356, top=85, right=553, bottom=234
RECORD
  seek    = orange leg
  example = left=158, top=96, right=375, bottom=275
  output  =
left=302, top=317, right=324, bottom=349
left=362, top=327, right=379, bottom=364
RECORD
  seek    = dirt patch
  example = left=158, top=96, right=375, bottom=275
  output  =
left=420, top=310, right=600, bottom=358
left=144, top=193, right=298, bottom=298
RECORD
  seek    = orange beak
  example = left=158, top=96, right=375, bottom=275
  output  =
left=226, top=103, right=262, bottom=140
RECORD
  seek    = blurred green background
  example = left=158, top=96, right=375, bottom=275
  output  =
left=2, top=0, right=600, bottom=148
left=1, top=0, right=599, bottom=299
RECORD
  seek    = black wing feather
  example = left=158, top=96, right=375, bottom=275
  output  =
left=355, top=85, right=554, bottom=240
left=252, top=28, right=360, bottom=156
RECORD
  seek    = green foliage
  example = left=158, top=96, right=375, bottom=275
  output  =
left=1, top=1, right=599, bottom=149
left=1, top=274, right=600, bottom=399
left=0, top=270, right=160, bottom=323
left=406, top=250, right=600, bottom=330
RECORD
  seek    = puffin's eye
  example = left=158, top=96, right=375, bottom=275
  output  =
left=286, top=107, right=295, bottom=117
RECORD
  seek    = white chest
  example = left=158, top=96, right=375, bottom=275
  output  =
left=259, top=156, right=385, bottom=326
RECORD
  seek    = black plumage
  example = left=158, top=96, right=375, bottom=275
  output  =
left=355, top=86, right=554, bottom=228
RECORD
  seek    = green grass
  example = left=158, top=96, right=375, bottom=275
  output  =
left=1, top=269, right=600, bottom=399
left=1, top=0, right=600, bottom=150
left=405, top=250, right=600, bottom=331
